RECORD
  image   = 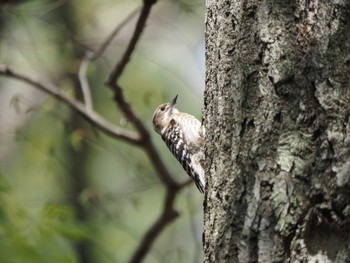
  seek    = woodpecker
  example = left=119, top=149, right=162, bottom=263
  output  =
left=152, top=95, right=205, bottom=193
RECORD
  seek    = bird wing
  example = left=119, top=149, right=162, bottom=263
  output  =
left=161, top=116, right=205, bottom=193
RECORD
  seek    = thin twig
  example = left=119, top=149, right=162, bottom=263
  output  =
left=78, top=7, right=140, bottom=110
left=94, top=0, right=177, bottom=187
left=106, top=0, right=157, bottom=85
left=91, top=7, right=141, bottom=61
left=78, top=52, right=93, bottom=110
left=2, top=1, right=201, bottom=262
left=99, top=1, right=199, bottom=261
left=0, top=65, right=141, bottom=144
left=100, top=1, right=202, bottom=261
left=2, top=2, right=200, bottom=261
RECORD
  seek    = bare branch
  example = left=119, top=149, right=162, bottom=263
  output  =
left=99, top=2, right=200, bottom=260
left=179, top=178, right=194, bottom=189
left=78, top=7, right=140, bottom=111
left=106, top=0, right=157, bottom=85
left=0, top=65, right=141, bottom=144
left=129, top=177, right=195, bottom=263
left=1, top=1, right=200, bottom=262
left=129, top=191, right=179, bottom=263
left=101, top=0, right=178, bottom=188
left=91, top=7, right=141, bottom=61
left=113, top=82, right=180, bottom=188
left=78, top=52, right=93, bottom=110
left=99, top=1, right=201, bottom=260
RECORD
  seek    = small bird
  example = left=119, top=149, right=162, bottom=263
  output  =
left=152, top=95, right=205, bottom=193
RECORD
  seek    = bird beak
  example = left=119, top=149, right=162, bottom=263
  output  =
left=170, top=95, right=178, bottom=106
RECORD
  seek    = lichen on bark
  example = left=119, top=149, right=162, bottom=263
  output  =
left=204, top=0, right=350, bottom=262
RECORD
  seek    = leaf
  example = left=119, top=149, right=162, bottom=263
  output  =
left=69, top=129, right=85, bottom=152
left=9, top=94, right=22, bottom=114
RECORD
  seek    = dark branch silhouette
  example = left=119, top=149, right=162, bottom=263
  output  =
left=0, top=0, right=197, bottom=262
left=129, top=191, right=179, bottom=263
left=106, top=0, right=157, bottom=85
left=91, top=7, right=141, bottom=61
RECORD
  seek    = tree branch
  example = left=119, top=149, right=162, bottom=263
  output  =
left=91, top=7, right=140, bottom=61
left=78, top=52, right=93, bottom=110
left=100, top=2, right=200, bottom=261
left=129, top=191, right=179, bottom=263
left=2, top=1, right=199, bottom=262
left=106, top=0, right=157, bottom=85
left=0, top=65, right=141, bottom=144
left=102, top=0, right=178, bottom=188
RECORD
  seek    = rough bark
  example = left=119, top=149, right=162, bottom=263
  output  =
left=204, top=1, right=350, bottom=262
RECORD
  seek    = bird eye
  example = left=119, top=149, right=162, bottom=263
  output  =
left=160, top=106, right=165, bottom=111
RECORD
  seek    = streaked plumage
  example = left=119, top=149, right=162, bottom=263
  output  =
left=152, top=95, right=205, bottom=193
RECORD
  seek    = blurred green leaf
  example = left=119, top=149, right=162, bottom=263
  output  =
left=10, top=94, right=22, bottom=114
left=69, top=129, right=84, bottom=152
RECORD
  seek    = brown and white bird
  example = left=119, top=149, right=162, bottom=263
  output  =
left=152, top=95, right=205, bottom=193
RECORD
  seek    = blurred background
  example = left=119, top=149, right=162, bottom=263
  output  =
left=0, top=0, right=205, bottom=262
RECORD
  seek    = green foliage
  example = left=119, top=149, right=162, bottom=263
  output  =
left=0, top=177, right=89, bottom=263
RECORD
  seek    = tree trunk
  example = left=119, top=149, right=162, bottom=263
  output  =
left=203, top=1, right=350, bottom=262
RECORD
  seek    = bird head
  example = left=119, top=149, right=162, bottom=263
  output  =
left=152, top=95, right=179, bottom=134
